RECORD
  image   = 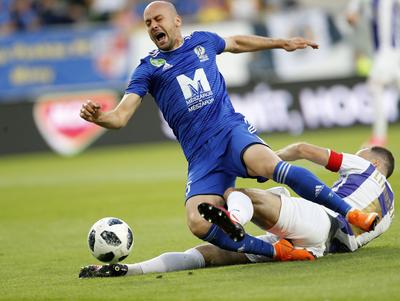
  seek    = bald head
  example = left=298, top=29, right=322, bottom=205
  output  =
left=143, top=1, right=183, bottom=51
left=144, top=1, right=178, bottom=18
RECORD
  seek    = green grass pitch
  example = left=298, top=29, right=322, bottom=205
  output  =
left=1, top=125, right=399, bottom=301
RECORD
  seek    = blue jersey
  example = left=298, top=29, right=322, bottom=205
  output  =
left=126, top=31, right=244, bottom=161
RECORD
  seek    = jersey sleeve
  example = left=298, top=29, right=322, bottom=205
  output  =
left=125, top=59, right=152, bottom=97
left=339, top=153, right=371, bottom=175
left=325, top=151, right=371, bottom=175
left=199, top=31, right=226, bottom=54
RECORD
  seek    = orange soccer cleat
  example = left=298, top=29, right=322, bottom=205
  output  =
left=273, top=239, right=315, bottom=261
left=346, top=209, right=380, bottom=232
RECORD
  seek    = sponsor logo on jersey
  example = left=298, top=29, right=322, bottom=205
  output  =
left=149, top=49, right=160, bottom=57
left=194, top=45, right=209, bottom=62
left=150, top=58, right=166, bottom=67
left=176, top=68, right=214, bottom=112
left=33, top=90, right=117, bottom=156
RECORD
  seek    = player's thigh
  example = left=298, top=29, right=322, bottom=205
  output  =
left=224, top=122, right=274, bottom=181
left=270, top=195, right=331, bottom=257
left=242, top=144, right=281, bottom=179
left=195, top=244, right=250, bottom=267
left=185, top=194, right=224, bottom=237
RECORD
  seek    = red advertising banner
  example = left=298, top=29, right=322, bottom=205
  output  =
left=33, top=90, right=118, bottom=156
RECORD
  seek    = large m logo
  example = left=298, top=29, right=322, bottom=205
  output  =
left=176, top=68, right=211, bottom=100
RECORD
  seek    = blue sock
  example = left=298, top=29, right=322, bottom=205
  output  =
left=202, top=224, right=275, bottom=258
left=273, top=161, right=351, bottom=217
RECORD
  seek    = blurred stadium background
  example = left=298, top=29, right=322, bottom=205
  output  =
left=1, top=1, right=400, bottom=300
left=1, top=0, right=398, bottom=155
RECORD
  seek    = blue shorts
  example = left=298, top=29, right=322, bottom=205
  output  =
left=185, top=121, right=268, bottom=201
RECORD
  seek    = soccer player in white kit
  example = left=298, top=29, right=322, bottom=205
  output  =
left=79, top=143, right=395, bottom=277
left=242, top=142, right=395, bottom=262
left=347, top=0, right=400, bottom=146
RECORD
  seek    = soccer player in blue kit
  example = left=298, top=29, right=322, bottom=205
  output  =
left=80, top=1, right=379, bottom=261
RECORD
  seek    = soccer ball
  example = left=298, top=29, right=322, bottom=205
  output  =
left=87, top=217, right=134, bottom=263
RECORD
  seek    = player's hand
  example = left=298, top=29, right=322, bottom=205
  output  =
left=283, top=37, right=319, bottom=52
left=275, top=144, right=299, bottom=161
left=346, top=12, right=359, bottom=27
left=80, top=100, right=102, bottom=123
left=275, top=149, right=293, bottom=161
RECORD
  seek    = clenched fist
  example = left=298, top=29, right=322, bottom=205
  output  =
left=80, top=100, right=102, bottom=123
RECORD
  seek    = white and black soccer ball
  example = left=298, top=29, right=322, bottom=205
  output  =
left=87, top=217, right=134, bottom=263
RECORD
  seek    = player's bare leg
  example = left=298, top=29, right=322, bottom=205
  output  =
left=198, top=187, right=279, bottom=241
left=194, top=193, right=308, bottom=258
left=242, top=144, right=379, bottom=232
left=197, top=202, right=246, bottom=241
left=243, top=144, right=280, bottom=179
left=79, top=238, right=314, bottom=278
left=226, top=187, right=281, bottom=231
left=196, top=244, right=250, bottom=266
left=186, top=195, right=225, bottom=238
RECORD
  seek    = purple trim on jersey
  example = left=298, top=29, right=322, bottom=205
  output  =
left=378, top=191, right=388, bottom=217
left=333, top=164, right=376, bottom=199
left=371, top=0, right=380, bottom=50
left=392, top=1, right=399, bottom=47
left=378, top=182, right=394, bottom=217
left=385, top=182, right=394, bottom=207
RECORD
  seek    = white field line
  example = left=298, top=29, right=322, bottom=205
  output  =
left=0, top=169, right=186, bottom=188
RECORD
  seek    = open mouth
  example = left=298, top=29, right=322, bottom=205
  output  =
left=155, top=32, right=166, bottom=43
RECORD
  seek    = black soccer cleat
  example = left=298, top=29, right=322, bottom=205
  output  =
left=198, top=202, right=245, bottom=242
left=79, top=264, right=128, bottom=278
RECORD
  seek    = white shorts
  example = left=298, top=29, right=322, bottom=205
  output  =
left=246, top=188, right=332, bottom=262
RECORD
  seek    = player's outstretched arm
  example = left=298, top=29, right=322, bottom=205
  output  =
left=80, top=93, right=142, bottom=129
left=224, top=35, right=319, bottom=53
left=275, top=142, right=330, bottom=167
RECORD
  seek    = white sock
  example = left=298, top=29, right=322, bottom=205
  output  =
left=369, top=81, right=388, bottom=139
left=126, top=248, right=205, bottom=275
left=227, top=191, right=254, bottom=226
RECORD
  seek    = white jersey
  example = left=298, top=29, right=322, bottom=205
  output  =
left=370, top=0, right=399, bottom=52
left=324, top=152, right=395, bottom=252
left=348, top=0, right=400, bottom=51
left=348, top=0, right=400, bottom=84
